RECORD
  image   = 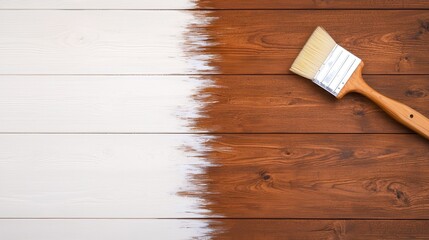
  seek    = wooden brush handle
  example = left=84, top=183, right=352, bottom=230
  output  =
left=350, top=75, right=429, bottom=139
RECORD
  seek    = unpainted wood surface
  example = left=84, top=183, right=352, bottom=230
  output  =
left=0, top=11, right=428, bottom=74
left=0, top=75, right=427, bottom=133
left=0, top=134, right=428, bottom=219
left=1, top=219, right=429, bottom=240
left=0, top=0, right=428, bottom=9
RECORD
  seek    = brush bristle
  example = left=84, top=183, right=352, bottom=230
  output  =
left=290, top=27, right=337, bottom=80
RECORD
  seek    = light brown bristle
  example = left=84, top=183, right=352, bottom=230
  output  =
left=290, top=27, right=337, bottom=80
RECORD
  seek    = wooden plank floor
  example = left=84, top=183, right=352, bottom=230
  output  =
left=1, top=10, right=429, bottom=74
left=0, top=75, right=427, bottom=133
left=0, top=1, right=428, bottom=239
left=0, top=0, right=428, bottom=9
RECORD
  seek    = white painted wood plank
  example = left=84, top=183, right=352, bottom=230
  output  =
left=0, top=0, right=197, bottom=9
left=0, top=11, right=215, bottom=74
left=0, top=219, right=214, bottom=240
left=0, top=76, right=212, bottom=132
left=0, top=134, right=215, bottom=218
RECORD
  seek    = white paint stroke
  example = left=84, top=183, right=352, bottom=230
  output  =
left=0, top=134, right=216, bottom=219
left=0, top=0, right=198, bottom=9
left=0, top=76, right=215, bottom=132
left=0, top=219, right=216, bottom=240
left=0, top=10, right=216, bottom=74
left=0, top=8, right=222, bottom=239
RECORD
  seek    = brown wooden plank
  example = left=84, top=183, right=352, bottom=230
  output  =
left=195, top=75, right=429, bottom=133
left=1, top=11, right=429, bottom=75
left=183, top=134, right=429, bottom=219
left=0, top=0, right=427, bottom=9
left=210, top=220, right=429, bottom=239
left=1, top=134, right=428, bottom=219
left=199, top=10, right=429, bottom=74
left=1, top=75, right=426, bottom=133
left=1, top=219, right=429, bottom=240
left=197, top=0, right=429, bottom=9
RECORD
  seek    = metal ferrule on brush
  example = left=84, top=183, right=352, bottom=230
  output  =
left=313, top=44, right=361, bottom=96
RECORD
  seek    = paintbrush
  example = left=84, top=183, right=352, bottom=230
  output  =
left=290, top=27, right=429, bottom=140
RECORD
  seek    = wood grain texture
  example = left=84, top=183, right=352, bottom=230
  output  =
left=197, top=75, right=429, bottom=133
left=338, top=63, right=429, bottom=139
left=0, top=0, right=428, bottom=9
left=198, top=134, right=429, bottom=219
left=0, top=2, right=428, bottom=238
left=203, top=10, right=429, bottom=74
left=0, top=134, right=428, bottom=219
left=1, top=219, right=429, bottom=240
left=210, top=220, right=429, bottom=240
left=0, top=75, right=427, bottom=133
left=0, top=11, right=428, bottom=74
left=197, top=0, right=429, bottom=9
